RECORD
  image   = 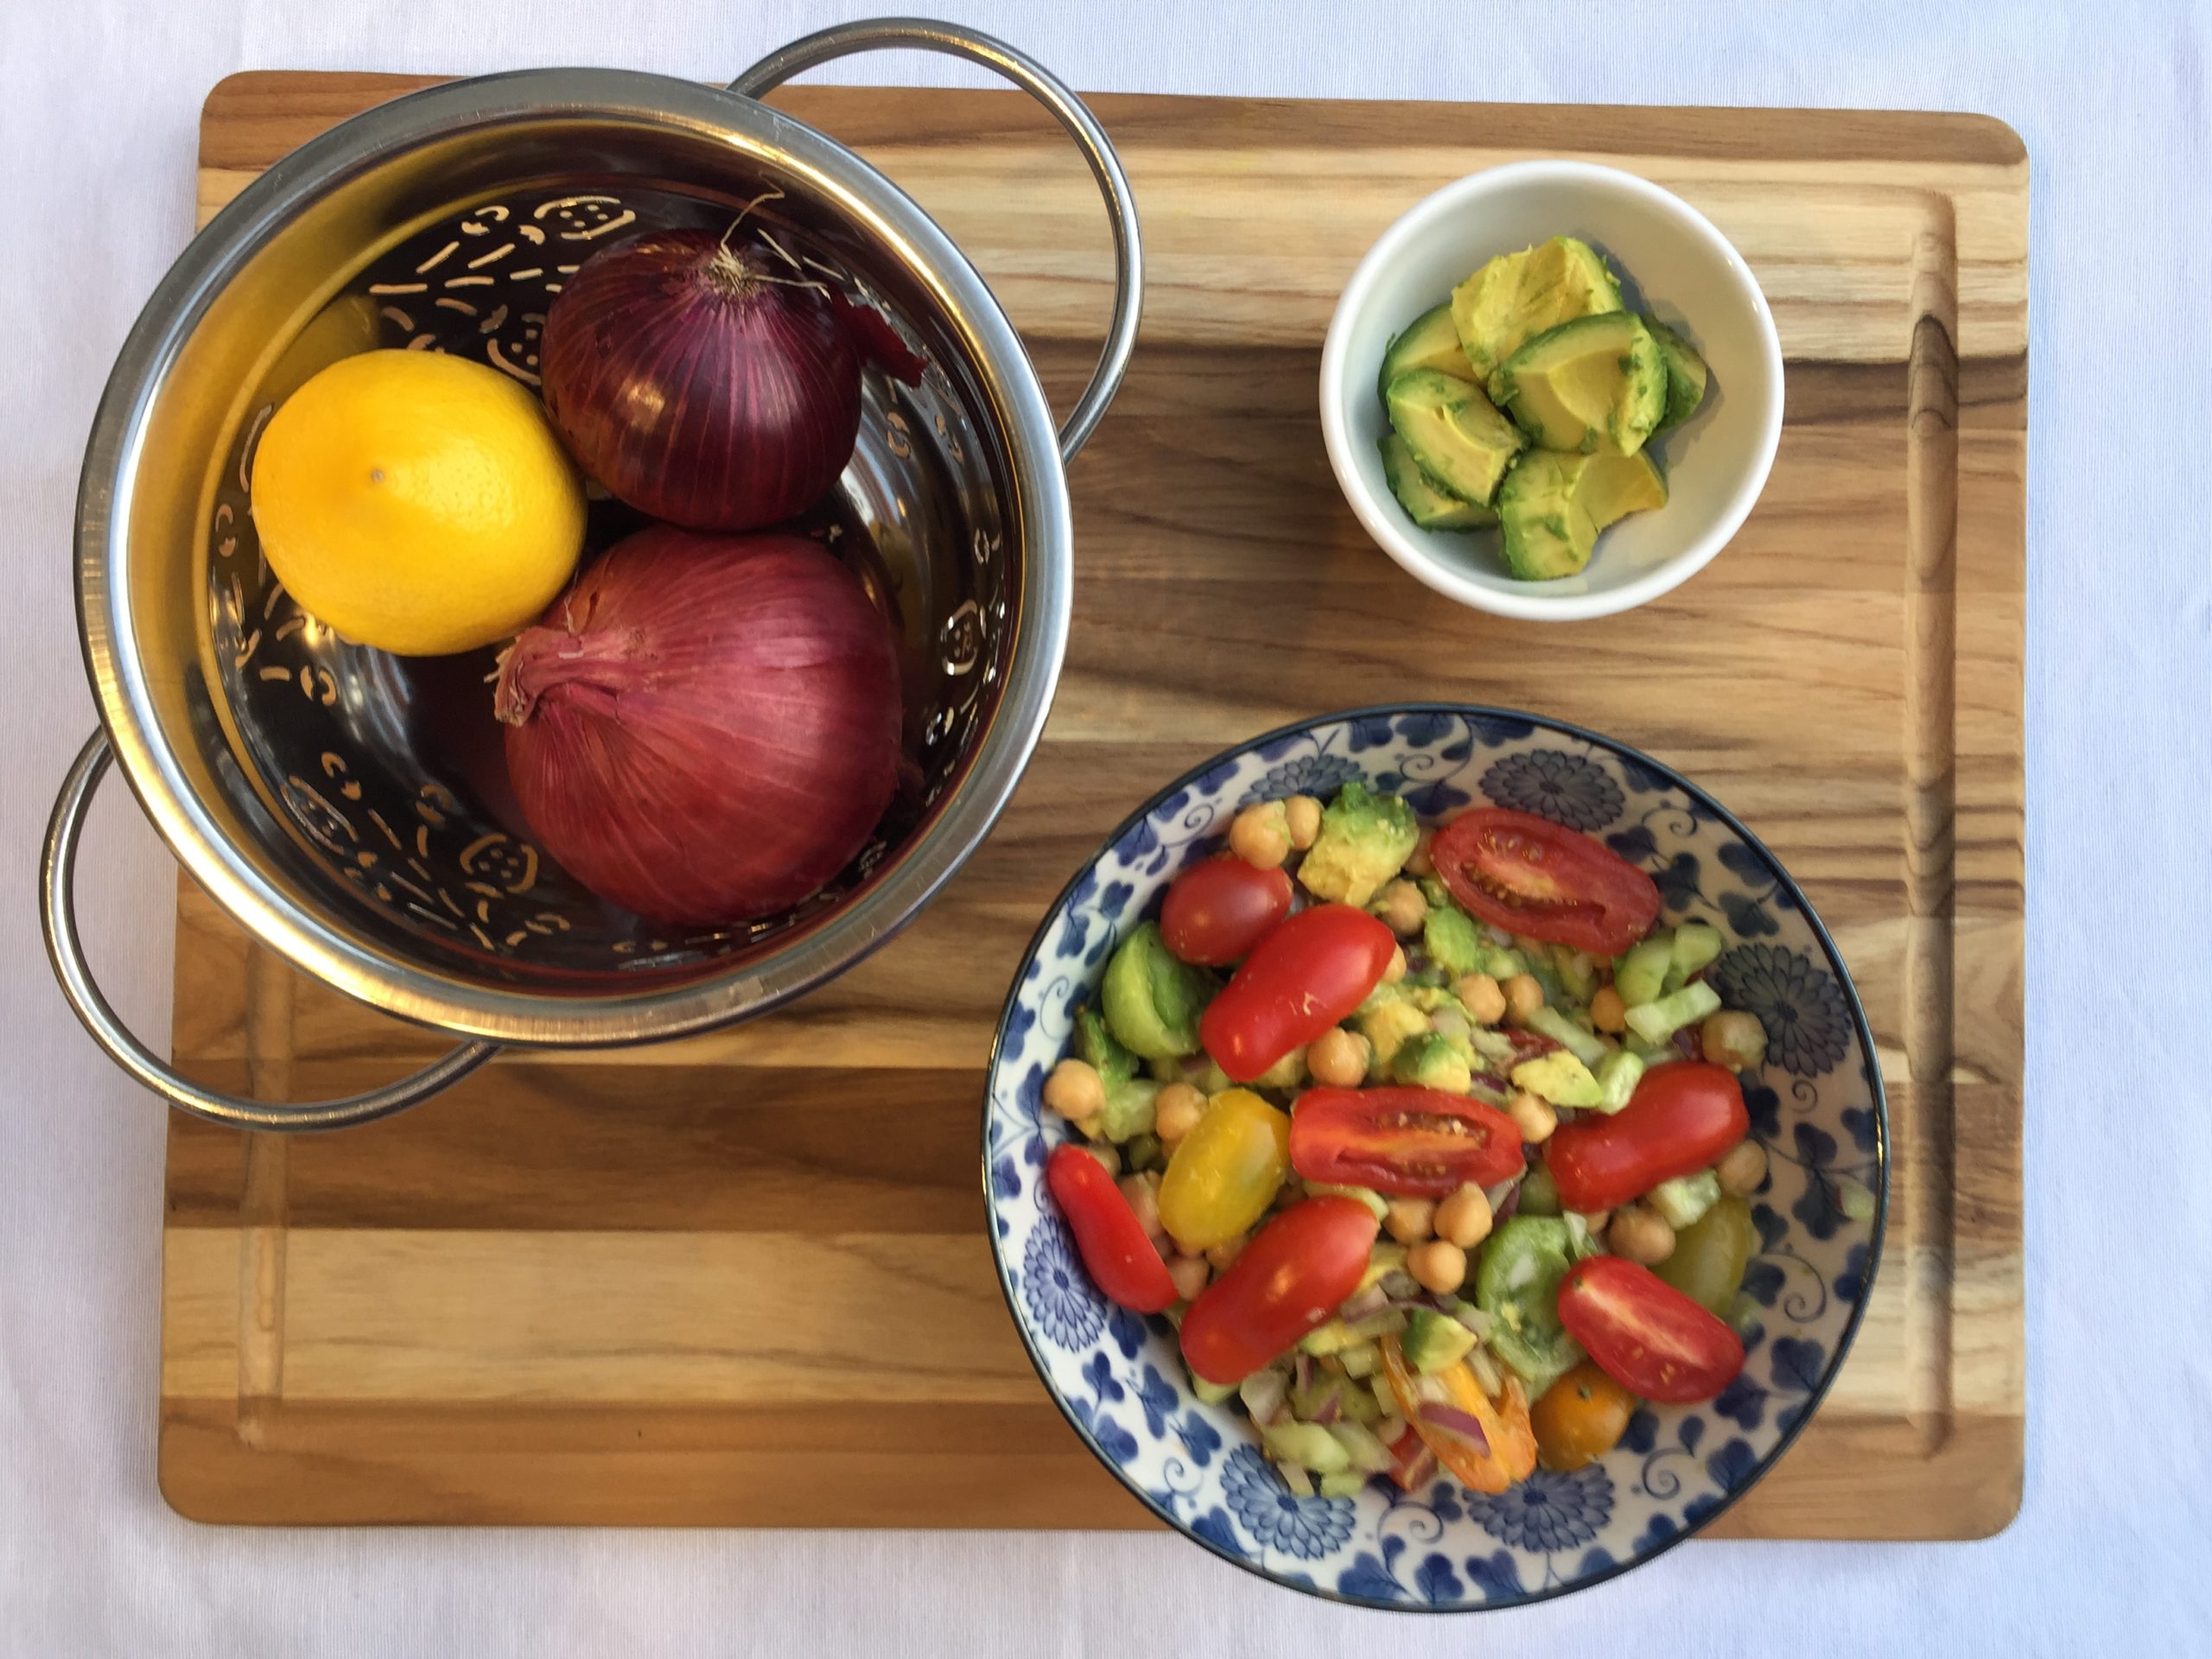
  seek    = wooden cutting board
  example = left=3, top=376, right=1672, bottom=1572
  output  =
left=161, top=72, right=2026, bottom=1537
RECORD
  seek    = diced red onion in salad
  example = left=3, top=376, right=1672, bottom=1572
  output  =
left=1310, top=1388, right=1343, bottom=1427
left=1238, top=1368, right=1288, bottom=1424
left=1449, top=1301, right=1494, bottom=1338
left=1465, top=1345, right=1504, bottom=1397
left=1492, top=1181, right=1522, bottom=1224
left=1418, top=1403, right=1492, bottom=1453
left=1674, top=1026, right=1704, bottom=1060
left=1338, top=1282, right=1392, bottom=1323
left=1378, top=1269, right=1421, bottom=1300
left=1429, top=1007, right=1471, bottom=1044
left=1467, top=1074, right=1512, bottom=1106
left=1293, top=1351, right=1313, bottom=1396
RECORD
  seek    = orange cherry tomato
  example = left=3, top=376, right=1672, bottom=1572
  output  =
left=1378, top=1334, right=1537, bottom=1495
left=1530, top=1359, right=1638, bottom=1471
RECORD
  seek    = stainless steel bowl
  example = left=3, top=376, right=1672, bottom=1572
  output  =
left=41, top=19, right=1141, bottom=1129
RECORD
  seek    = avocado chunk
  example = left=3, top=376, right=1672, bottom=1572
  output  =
left=1298, top=781, right=1420, bottom=907
left=1378, top=432, right=1496, bottom=531
left=1378, top=302, right=1476, bottom=398
left=1392, top=1031, right=1473, bottom=1095
left=1451, top=237, right=1624, bottom=387
left=1383, top=371, right=1526, bottom=507
left=1496, top=448, right=1669, bottom=581
left=1492, top=313, right=1668, bottom=456
left=1075, top=1005, right=1137, bottom=1091
left=1646, top=317, right=1710, bottom=430
left=1401, top=1306, right=1479, bottom=1375
left=1357, top=994, right=1433, bottom=1078
left=1421, top=904, right=1484, bottom=978
left=1101, top=921, right=1217, bottom=1058
left=1509, top=1048, right=1604, bottom=1109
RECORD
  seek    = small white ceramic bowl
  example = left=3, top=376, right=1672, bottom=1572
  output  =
left=1319, top=161, right=1783, bottom=622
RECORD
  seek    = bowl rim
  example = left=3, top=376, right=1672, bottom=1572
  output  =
left=982, top=702, right=1888, bottom=1611
left=74, top=67, right=1073, bottom=1047
left=1318, top=160, right=1785, bottom=623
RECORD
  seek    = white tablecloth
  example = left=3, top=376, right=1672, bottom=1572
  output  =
left=4, top=0, right=2208, bottom=1651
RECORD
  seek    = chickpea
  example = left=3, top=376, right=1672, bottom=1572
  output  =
left=1433, top=1183, right=1494, bottom=1250
left=1503, top=972, right=1545, bottom=1023
left=1284, top=794, right=1323, bottom=850
left=1374, top=878, right=1428, bottom=938
left=1205, top=1234, right=1248, bottom=1271
left=1118, top=1172, right=1162, bottom=1240
left=1716, top=1138, right=1770, bottom=1196
left=1166, top=1255, right=1211, bottom=1302
left=1454, top=973, right=1508, bottom=1027
left=1228, top=802, right=1292, bottom=868
left=1577, top=1209, right=1611, bottom=1236
left=1507, top=1090, right=1557, bottom=1144
left=1043, top=1058, right=1105, bottom=1122
left=1383, top=1198, right=1436, bottom=1245
left=1408, top=1238, right=1469, bottom=1296
left=1403, top=826, right=1436, bottom=878
left=1590, top=985, right=1628, bottom=1034
left=1383, top=944, right=1408, bottom=984
left=1608, top=1204, right=1676, bottom=1266
left=1701, top=1010, right=1770, bottom=1072
left=1307, top=1027, right=1370, bottom=1089
left=1154, top=1082, right=1205, bottom=1146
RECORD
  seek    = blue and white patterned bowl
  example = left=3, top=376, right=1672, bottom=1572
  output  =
left=983, top=706, right=1886, bottom=1609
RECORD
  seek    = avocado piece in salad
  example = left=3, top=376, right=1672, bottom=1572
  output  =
left=1075, top=1005, right=1137, bottom=1091
left=1299, top=781, right=1421, bottom=907
left=1491, top=312, right=1669, bottom=456
left=1392, top=1031, right=1473, bottom=1095
left=1384, top=370, right=1527, bottom=507
left=1451, top=236, right=1624, bottom=387
left=1510, top=1047, right=1605, bottom=1108
left=1357, top=994, right=1433, bottom=1077
left=1645, top=317, right=1711, bottom=430
left=1101, top=921, right=1217, bottom=1058
left=1496, top=448, right=1668, bottom=581
left=1377, top=302, right=1477, bottom=397
left=1421, top=903, right=1484, bottom=978
left=1402, top=1306, right=1479, bottom=1375
left=1648, top=1168, right=1722, bottom=1230
left=1475, top=1216, right=1586, bottom=1393
left=1378, top=431, right=1497, bottom=531
left=1096, top=1077, right=1161, bottom=1144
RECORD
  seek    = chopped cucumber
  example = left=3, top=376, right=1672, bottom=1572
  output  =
left=1614, top=931, right=1675, bottom=1007
left=1663, top=923, right=1725, bottom=993
left=1519, top=1004, right=1610, bottom=1068
left=1328, top=1420, right=1398, bottom=1475
left=1594, top=1049, right=1646, bottom=1114
left=1548, top=944, right=1599, bottom=1002
left=1648, top=1169, right=1721, bottom=1230
left=1315, top=1471, right=1370, bottom=1498
left=1518, top=1163, right=1561, bottom=1217
left=1344, top=1307, right=1409, bottom=1341
left=1097, top=1077, right=1160, bottom=1143
left=1300, top=1319, right=1361, bottom=1357
left=1510, top=1049, right=1604, bottom=1108
left=1339, top=1340, right=1382, bottom=1380
left=1625, top=1035, right=1674, bottom=1065
left=1339, top=1379, right=1384, bottom=1427
left=1263, top=1421, right=1352, bottom=1476
left=1192, top=1374, right=1237, bottom=1406
left=1624, top=980, right=1723, bottom=1046
left=1309, top=1182, right=1390, bottom=1222
left=1482, top=946, right=1529, bottom=981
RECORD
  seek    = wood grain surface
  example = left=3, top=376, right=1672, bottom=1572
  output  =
left=162, top=72, right=2027, bottom=1537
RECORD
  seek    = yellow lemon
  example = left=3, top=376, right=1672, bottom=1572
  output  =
left=250, top=350, right=585, bottom=656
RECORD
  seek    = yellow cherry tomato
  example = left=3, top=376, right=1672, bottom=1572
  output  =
left=1530, top=1359, right=1637, bottom=1472
left=1157, top=1088, right=1289, bottom=1252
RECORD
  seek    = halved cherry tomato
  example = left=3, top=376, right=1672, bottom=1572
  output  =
left=1384, top=1421, right=1438, bottom=1492
left=1530, top=1359, right=1637, bottom=1471
left=1547, top=1060, right=1750, bottom=1213
left=1198, top=904, right=1395, bottom=1084
left=1160, top=857, right=1294, bottom=966
left=1045, top=1144, right=1178, bottom=1313
left=1556, top=1255, right=1745, bottom=1402
left=1433, top=808, right=1661, bottom=957
left=1179, top=1196, right=1378, bottom=1384
left=1378, top=1334, right=1538, bottom=1495
left=1288, top=1086, right=1525, bottom=1198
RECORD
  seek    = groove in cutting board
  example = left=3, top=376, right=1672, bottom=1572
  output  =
left=158, top=73, right=2026, bottom=1539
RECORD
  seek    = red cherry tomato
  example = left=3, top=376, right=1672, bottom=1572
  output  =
left=1547, top=1061, right=1750, bottom=1213
left=1160, top=857, right=1294, bottom=966
left=1288, top=1086, right=1526, bottom=1198
left=1556, top=1255, right=1746, bottom=1402
left=1045, top=1144, right=1178, bottom=1314
left=1179, top=1196, right=1380, bottom=1384
left=1432, top=808, right=1661, bottom=957
left=1198, top=904, right=1395, bottom=1083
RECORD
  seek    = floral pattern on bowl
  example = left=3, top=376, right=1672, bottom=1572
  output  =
left=984, top=706, right=1886, bottom=1610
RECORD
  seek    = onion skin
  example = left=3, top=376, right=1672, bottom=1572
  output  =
left=540, top=229, right=863, bottom=531
left=493, top=527, right=902, bottom=925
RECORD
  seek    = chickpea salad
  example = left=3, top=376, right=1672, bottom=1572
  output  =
left=1040, top=782, right=1781, bottom=1500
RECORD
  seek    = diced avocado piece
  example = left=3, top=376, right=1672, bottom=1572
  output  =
left=1338, top=1339, right=1382, bottom=1380
left=1378, top=302, right=1477, bottom=397
left=1646, top=317, right=1710, bottom=430
left=1496, top=451, right=1597, bottom=581
left=1518, top=1164, right=1561, bottom=1217
left=1309, top=1182, right=1391, bottom=1222
left=1300, top=782, right=1420, bottom=907
left=1314, top=1470, right=1370, bottom=1498
left=1075, top=1006, right=1136, bottom=1091
left=1451, top=236, right=1625, bottom=386
left=1192, top=1373, right=1238, bottom=1406
left=1357, top=1242, right=1408, bottom=1294
left=1649, top=1168, right=1722, bottom=1230
left=1378, top=431, right=1497, bottom=531
left=1615, top=931, right=1675, bottom=1007
left=1491, top=313, right=1668, bottom=457
left=1422, top=905, right=1484, bottom=978
left=1624, top=980, right=1723, bottom=1046
left=1097, top=1077, right=1160, bottom=1143
left=1665, top=922, right=1726, bottom=991
left=1358, top=996, right=1433, bottom=1077
left=1101, top=921, right=1217, bottom=1059
left=1300, top=1318, right=1362, bottom=1357
left=1518, top=1005, right=1609, bottom=1068
left=1510, top=1049, right=1604, bottom=1108
left=1392, top=1032, right=1472, bottom=1094
left=1482, top=945, right=1529, bottom=981
left=1593, top=1049, right=1646, bottom=1114
left=1580, top=448, right=1667, bottom=525
left=1385, top=370, right=1526, bottom=507
left=1402, top=1306, right=1479, bottom=1375
left=1263, top=1421, right=1353, bottom=1475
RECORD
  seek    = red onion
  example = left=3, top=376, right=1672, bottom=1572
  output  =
left=493, top=526, right=901, bottom=925
left=540, top=228, right=868, bottom=531
left=1418, top=1403, right=1492, bottom=1453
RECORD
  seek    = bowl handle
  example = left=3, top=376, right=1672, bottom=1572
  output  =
left=41, top=730, right=499, bottom=1131
left=731, top=16, right=1142, bottom=464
